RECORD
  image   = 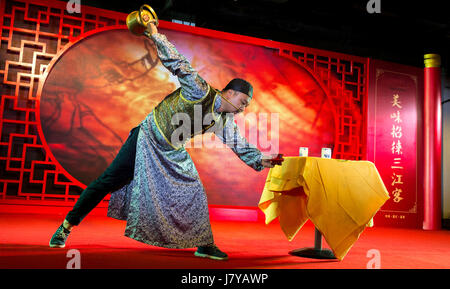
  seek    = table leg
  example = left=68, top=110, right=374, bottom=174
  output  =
left=288, top=228, right=337, bottom=259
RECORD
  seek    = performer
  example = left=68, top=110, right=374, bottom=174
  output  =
left=49, top=20, right=283, bottom=260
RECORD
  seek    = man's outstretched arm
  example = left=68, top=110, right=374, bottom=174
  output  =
left=143, top=22, right=209, bottom=101
left=214, top=115, right=276, bottom=171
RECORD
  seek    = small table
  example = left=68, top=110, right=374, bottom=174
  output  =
left=258, top=157, right=389, bottom=260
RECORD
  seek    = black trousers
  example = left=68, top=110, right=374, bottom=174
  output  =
left=65, top=125, right=140, bottom=226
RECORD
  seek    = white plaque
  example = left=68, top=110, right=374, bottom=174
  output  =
left=299, top=147, right=308, bottom=157
left=321, top=148, right=332, bottom=159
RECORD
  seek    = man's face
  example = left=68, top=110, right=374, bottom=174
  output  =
left=223, top=89, right=251, bottom=114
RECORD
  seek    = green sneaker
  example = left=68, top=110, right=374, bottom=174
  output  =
left=49, top=224, right=71, bottom=248
left=194, top=244, right=228, bottom=261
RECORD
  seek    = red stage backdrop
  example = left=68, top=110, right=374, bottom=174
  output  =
left=0, top=0, right=367, bottom=208
left=38, top=28, right=337, bottom=206
left=367, top=59, right=424, bottom=228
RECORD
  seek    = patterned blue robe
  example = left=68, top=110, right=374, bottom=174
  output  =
left=107, top=32, right=264, bottom=248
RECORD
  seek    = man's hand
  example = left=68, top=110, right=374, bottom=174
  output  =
left=143, top=14, right=158, bottom=36
left=261, top=154, right=284, bottom=169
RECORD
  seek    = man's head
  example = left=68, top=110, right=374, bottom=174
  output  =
left=219, top=78, right=253, bottom=114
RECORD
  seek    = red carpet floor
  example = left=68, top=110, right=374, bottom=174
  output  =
left=1, top=211, right=450, bottom=269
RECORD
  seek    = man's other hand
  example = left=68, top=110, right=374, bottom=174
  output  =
left=143, top=14, right=158, bottom=36
left=261, top=154, right=284, bottom=169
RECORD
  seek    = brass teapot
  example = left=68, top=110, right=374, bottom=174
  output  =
left=126, top=4, right=159, bottom=35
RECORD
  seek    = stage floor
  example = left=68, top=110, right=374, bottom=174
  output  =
left=1, top=211, right=450, bottom=269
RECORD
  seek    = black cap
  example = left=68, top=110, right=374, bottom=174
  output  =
left=223, top=78, right=253, bottom=98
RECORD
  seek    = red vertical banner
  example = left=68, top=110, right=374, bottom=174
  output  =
left=367, top=60, right=424, bottom=228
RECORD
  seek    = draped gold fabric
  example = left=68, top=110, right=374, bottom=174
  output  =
left=258, top=157, right=389, bottom=260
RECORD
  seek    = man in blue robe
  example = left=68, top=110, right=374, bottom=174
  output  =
left=49, top=20, right=282, bottom=260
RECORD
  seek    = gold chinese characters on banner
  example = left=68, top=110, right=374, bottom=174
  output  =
left=390, top=93, right=404, bottom=203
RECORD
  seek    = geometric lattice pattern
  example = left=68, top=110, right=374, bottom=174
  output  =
left=279, top=50, right=368, bottom=160
left=0, top=0, right=368, bottom=203
left=0, top=0, right=127, bottom=202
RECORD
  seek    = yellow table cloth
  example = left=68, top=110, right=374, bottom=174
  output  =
left=258, top=157, right=389, bottom=260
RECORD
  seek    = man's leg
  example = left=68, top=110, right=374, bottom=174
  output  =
left=49, top=126, right=140, bottom=247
